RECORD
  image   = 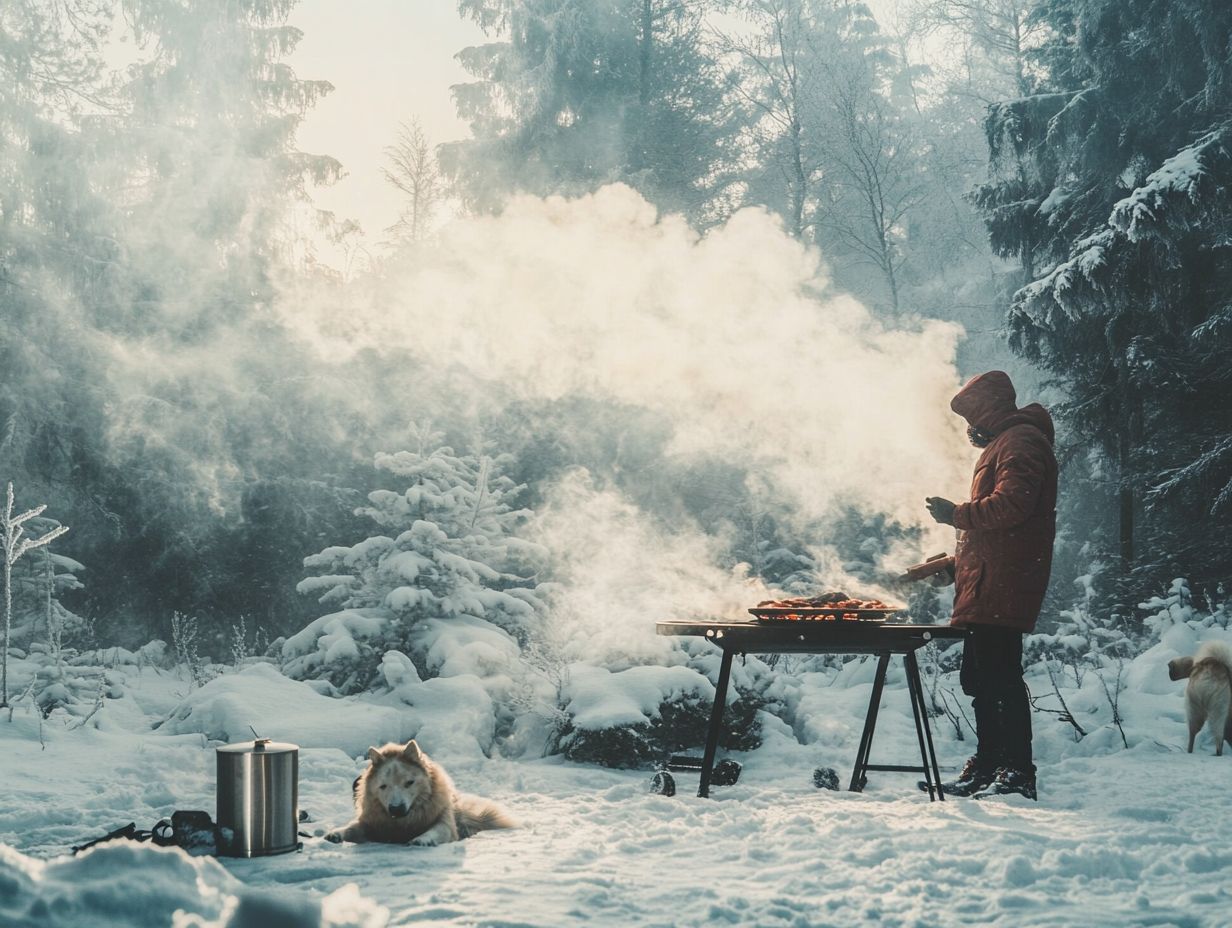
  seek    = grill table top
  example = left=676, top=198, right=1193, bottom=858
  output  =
left=656, top=618, right=966, bottom=654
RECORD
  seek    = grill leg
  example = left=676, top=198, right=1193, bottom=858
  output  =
left=849, top=653, right=890, bottom=792
left=698, top=647, right=734, bottom=798
left=909, top=649, right=946, bottom=801
left=905, top=649, right=944, bottom=801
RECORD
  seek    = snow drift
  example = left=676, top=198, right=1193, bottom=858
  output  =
left=0, top=841, right=387, bottom=928
left=159, top=664, right=416, bottom=756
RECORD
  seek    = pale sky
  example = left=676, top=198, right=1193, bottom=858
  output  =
left=289, top=1, right=483, bottom=240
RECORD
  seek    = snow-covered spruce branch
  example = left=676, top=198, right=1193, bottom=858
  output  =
left=3, top=483, right=70, bottom=707
left=1146, top=436, right=1232, bottom=512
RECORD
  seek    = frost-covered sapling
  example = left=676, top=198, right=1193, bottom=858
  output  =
left=508, top=628, right=573, bottom=756
left=171, top=612, right=212, bottom=688
left=1094, top=656, right=1129, bottom=749
left=2, top=483, right=69, bottom=708
left=229, top=615, right=261, bottom=668
left=920, top=641, right=969, bottom=741
left=1038, top=652, right=1088, bottom=741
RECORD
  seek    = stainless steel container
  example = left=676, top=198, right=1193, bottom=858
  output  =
left=215, top=738, right=299, bottom=857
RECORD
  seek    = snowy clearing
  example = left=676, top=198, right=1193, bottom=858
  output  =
left=2, top=642, right=1230, bottom=928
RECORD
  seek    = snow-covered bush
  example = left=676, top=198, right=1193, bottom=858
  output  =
left=72, top=639, right=170, bottom=671
left=557, top=663, right=763, bottom=769
left=1022, top=566, right=1137, bottom=745
left=284, top=432, right=548, bottom=706
left=1138, top=577, right=1231, bottom=636
left=24, top=646, right=115, bottom=719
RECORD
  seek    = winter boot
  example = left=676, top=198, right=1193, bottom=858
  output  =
left=920, top=755, right=997, bottom=797
left=976, top=765, right=1037, bottom=800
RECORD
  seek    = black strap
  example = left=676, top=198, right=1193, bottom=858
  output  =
left=72, top=812, right=210, bottom=855
left=72, top=822, right=158, bottom=854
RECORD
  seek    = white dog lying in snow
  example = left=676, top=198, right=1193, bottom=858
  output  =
left=325, top=739, right=516, bottom=846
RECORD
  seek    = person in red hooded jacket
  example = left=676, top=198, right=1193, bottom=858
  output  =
left=925, top=371, right=1057, bottom=800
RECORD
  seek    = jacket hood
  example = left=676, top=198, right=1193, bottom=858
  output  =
left=950, top=371, right=1055, bottom=444
left=950, top=371, right=1017, bottom=432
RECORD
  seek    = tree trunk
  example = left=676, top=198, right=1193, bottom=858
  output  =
left=1118, top=478, right=1134, bottom=572
left=1012, top=12, right=1030, bottom=98
left=2, top=553, right=10, bottom=707
left=790, top=120, right=805, bottom=239
left=885, top=260, right=900, bottom=315
left=1117, top=398, right=1140, bottom=576
left=639, top=0, right=653, bottom=107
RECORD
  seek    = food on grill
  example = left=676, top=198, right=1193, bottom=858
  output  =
left=756, top=592, right=892, bottom=610
left=750, top=591, right=903, bottom=622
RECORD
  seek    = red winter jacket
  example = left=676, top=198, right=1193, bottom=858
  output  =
left=948, top=372, right=1058, bottom=632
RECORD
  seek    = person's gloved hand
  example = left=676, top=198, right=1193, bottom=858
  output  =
left=925, top=497, right=956, bottom=526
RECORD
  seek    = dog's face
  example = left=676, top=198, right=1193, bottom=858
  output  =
left=1168, top=656, right=1195, bottom=681
left=367, top=741, right=430, bottom=819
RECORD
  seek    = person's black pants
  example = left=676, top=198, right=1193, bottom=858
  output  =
left=959, top=624, right=1032, bottom=770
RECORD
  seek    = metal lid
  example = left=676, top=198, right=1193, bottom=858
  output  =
left=216, top=739, right=298, bottom=755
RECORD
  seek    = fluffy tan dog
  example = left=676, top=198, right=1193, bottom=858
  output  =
left=324, top=740, right=517, bottom=846
left=1168, top=641, right=1232, bottom=756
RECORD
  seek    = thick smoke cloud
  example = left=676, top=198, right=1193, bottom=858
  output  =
left=280, top=185, right=977, bottom=636
left=287, top=186, right=973, bottom=527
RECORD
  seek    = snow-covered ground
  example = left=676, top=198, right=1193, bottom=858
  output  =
left=1, top=639, right=1230, bottom=928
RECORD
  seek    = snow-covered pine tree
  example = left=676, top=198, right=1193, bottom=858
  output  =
left=0, top=2, right=129, bottom=647
left=57, top=0, right=350, bottom=639
left=285, top=427, right=547, bottom=694
left=8, top=517, right=99, bottom=717
left=2, top=0, right=355, bottom=644
left=115, top=0, right=340, bottom=313
left=7, top=518, right=86, bottom=647
left=972, top=0, right=1232, bottom=600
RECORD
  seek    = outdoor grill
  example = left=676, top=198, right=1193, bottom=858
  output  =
left=655, top=611, right=966, bottom=801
